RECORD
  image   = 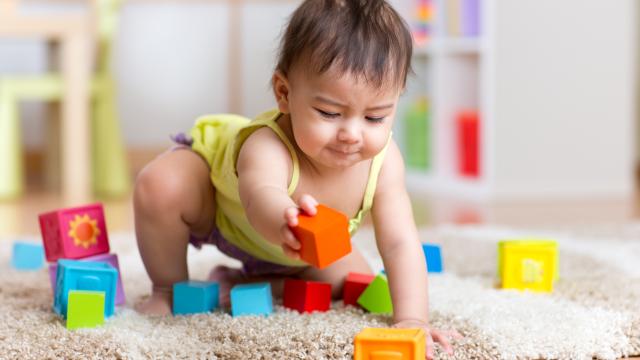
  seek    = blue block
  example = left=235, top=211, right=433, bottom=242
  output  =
left=11, top=242, right=45, bottom=270
left=173, top=281, right=219, bottom=315
left=422, top=243, right=443, bottom=273
left=230, top=282, right=273, bottom=317
left=53, top=259, right=117, bottom=318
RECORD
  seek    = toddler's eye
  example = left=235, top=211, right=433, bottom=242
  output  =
left=315, top=108, right=340, bottom=118
left=366, top=116, right=386, bottom=123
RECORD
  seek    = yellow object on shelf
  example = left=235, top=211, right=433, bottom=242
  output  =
left=354, top=328, right=425, bottom=360
left=498, top=239, right=558, bottom=293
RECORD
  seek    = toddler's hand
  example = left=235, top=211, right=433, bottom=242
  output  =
left=280, top=194, right=319, bottom=259
left=393, top=319, right=462, bottom=359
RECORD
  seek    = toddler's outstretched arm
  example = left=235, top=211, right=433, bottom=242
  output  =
left=371, top=141, right=459, bottom=359
left=236, top=127, right=312, bottom=258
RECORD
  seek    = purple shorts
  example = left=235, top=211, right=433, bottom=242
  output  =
left=172, top=133, right=305, bottom=277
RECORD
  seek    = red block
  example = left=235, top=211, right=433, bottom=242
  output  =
left=283, top=279, right=332, bottom=313
left=39, top=203, right=110, bottom=262
left=457, top=110, right=480, bottom=177
left=343, top=272, right=376, bottom=307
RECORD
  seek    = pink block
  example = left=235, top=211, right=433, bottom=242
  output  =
left=48, top=253, right=126, bottom=305
left=39, top=203, right=110, bottom=262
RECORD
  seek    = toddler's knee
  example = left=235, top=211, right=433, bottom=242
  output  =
left=134, top=163, right=189, bottom=215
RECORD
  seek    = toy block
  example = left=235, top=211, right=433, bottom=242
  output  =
left=290, top=204, right=352, bottom=269
left=66, top=290, right=105, bottom=330
left=230, top=282, right=272, bottom=317
left=357, top=274, right=393, bottom=314
left=421, top=243, right=442, bottom=273
left=11, top=241, right=44, bottom=270
left=343, top=272, right=375, bottom=307
left=48, top=253, right=126, bottom=305
left=354, top=327, right=426, bottom=360
left=53, top=259, right=117, bottom=318
left=498, top=239, right=558, bottom=292
left=39, top=203, right=110, bottom=262
left=173, top=281, right=220, bottom=315
left=283, top=279, right=331, bottom=313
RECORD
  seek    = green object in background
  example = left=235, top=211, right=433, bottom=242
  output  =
left=357, top=273, right=393, bottom=314
left=404, top=97, right=430, bottom=170
left=66, top=290, right=105, bottom=330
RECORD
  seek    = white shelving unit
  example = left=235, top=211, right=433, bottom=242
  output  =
left=399, top=0, right=637, bottom=201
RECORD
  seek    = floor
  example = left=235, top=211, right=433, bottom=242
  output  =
left=2, top=181, right=639, bottom=359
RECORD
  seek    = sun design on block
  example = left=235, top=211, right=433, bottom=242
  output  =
left=68, top=214, right=100, bottom=249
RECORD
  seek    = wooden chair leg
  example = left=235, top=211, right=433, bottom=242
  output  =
left=0, top=80, right=25, bottom=199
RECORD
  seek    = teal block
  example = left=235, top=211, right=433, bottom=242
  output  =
left=11, top=241, right=44, bottom=270
left=422, top=243, right=443, bottom=273
left=230, top=283, right=272, bottom=317
left=357, top=274, right=393, bottom=314
left=173, top=280, right=219, bottom=315
left=53, top=259, right=117, bottom=318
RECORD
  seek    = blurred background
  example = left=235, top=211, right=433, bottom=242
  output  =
left=0, top=0, right=638, bottom=236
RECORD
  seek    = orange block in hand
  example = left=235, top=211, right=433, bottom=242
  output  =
left=290, top=204, right=351, bottom=268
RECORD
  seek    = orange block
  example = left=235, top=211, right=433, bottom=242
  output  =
left=354, top=328, right=426, bottom=360
left=290, top=204, right=351, bottom=268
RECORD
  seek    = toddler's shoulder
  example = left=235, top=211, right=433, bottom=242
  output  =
left=376, top=139, right=406, bottom=191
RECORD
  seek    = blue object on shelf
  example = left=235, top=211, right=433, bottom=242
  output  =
left=422, top=243, right=443, bottom=273
left=173, top=280, right=220, bottom=315
left=11, top=241, right=45, bottom=270
left=53, top=259, right=117, bottom=318
left=230, top=282, right=273, bottom=317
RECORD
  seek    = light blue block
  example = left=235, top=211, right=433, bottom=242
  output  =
left=422, top=243, right=443, bottom=273
left=11, top=242, right=45, bottom=270
left=230, top=282, right=272, bottom=317
left=53, top=259, right=117, bottom=318
left=173, top=280, right=219, bottom=315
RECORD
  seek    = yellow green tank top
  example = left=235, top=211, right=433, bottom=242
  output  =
left=189, top=109, right=389, bottom=266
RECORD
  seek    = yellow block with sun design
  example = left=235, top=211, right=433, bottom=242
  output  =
left=498, top=239, right=558, bottom=293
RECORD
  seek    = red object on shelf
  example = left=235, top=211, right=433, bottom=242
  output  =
left=343, top=272, right=376, bottom=307
left=457, top=110, right=480, bottom=177
left=283, top=279, right=332, bottom=313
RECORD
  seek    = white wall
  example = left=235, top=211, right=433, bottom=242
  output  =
left=491, top=0, right=637, bottom=198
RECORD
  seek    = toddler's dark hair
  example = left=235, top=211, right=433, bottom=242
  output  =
left=275, top=0, right=413, bottom=90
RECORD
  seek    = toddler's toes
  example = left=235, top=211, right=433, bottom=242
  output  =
left=135, top=293, right=172, bottom=316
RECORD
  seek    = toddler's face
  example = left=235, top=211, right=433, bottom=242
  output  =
left=282, top=66, right=401, bottom=170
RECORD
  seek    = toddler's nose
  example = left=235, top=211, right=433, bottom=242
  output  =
left=337, top=122, right=360, bottom=144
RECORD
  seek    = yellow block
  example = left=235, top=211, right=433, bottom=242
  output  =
left=354, top=328, right=425, bottom=360
left=498, top=239, right=558, bottom=292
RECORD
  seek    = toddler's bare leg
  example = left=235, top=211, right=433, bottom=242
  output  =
left=133, top=149, right=216, bottom=315
left=298, top=247, right=373, bottom=299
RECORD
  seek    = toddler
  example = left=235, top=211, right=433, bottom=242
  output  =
left=134, top=0, right=457, bottom=357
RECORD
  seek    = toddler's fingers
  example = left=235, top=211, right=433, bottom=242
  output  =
left=284, top=207, right=299, bottom=227
left=298, top=194, right=318, bottom=216
left=280, top=226, right=301, bottom=250
left=431, top=330, right=454, bottom=355
left=426, top=333, right=434, bottom=360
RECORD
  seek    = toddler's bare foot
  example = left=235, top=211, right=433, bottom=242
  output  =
left=208, top=265, right=245, bottom=308
left=135, top=287, right=173, bottom=316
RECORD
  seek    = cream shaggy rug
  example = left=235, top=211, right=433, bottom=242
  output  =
left=1, top=224, right=640, bottom=359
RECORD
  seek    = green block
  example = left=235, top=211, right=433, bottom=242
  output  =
left=357, top=274, right=393, bottom=314
left=66, top=290, right=105, bottom=330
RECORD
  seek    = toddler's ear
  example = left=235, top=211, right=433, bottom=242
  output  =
left=272, top=71, right=290, bottom=114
